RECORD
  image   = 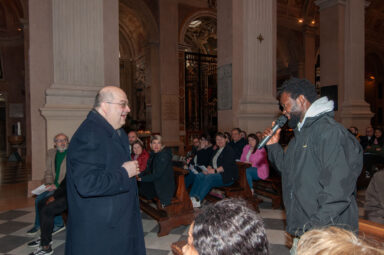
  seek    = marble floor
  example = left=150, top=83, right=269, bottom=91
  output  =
left=0, top=199, right=291, bottom=255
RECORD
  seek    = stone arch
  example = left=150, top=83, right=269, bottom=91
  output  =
left=119, top=0, right=159, bottom=131
left=179, top=10, right=217, bottom=45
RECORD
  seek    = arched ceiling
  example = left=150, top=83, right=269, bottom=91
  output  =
left=119, top=2, right=147, bottom=59
left=184, top=16, right=217, bottom=55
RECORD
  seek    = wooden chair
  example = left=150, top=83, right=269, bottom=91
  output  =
left=253, top=166, right=283, bottom=209
left=359, top=218, right=384, bottom=247
left=206, top=162, right=260, bottom=212
left=139, top=167, right=195, bottom=236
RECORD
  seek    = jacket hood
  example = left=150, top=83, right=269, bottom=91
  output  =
left=297, top=97, right=334, bottom=131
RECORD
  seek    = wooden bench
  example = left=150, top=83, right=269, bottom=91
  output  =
left=206, top=162, right=260, bottom=212
left=139, top=166, right=195, bottom=237
left=359, top=218, right=384, bottom=247
left=253, top=167, right=283, bottom=209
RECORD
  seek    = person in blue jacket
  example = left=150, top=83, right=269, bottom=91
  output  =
left=65, top=86, right=145, bottom=255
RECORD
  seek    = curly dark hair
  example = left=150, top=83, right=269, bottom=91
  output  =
left=192, top=199, right=269, bottom=255
left=278, top=77, right=318, bottom=103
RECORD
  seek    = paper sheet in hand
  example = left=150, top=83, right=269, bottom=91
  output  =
left=198, top=165, right=208, bottom=172
left=31, top=184, right=48, bottom=195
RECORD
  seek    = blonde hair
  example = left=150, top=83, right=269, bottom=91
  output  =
left=297, top=227, right=384, bottom=255
left=150, top=135, right=165, bottom=150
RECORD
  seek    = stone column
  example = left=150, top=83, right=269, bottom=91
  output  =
left=218, top=0, right=279, bottom=133
left=30, top=0, right=119, bottom=193
left=158, top=0, right=180, bottom=147
left=340, top=0, right=373, bottom=129
left=303, top=26, right=316, bottom=84
left=315, top=0, right=372, bottom=131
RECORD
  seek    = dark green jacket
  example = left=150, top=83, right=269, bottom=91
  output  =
left=267, top=111, right=363, bottom=236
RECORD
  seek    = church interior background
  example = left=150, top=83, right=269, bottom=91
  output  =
left=0, top=0, right=383, bottom=207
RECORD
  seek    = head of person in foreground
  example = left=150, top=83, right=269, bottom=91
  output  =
left=183, top=199, right=269, bottom=255
left=296, top=226, right=384, bottom=255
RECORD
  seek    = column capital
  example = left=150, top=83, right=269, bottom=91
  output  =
left=315, top=0, right=346, bottom=10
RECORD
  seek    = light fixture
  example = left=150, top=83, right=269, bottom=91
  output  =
left=370, top=75, right=375, bottom=80
left=311, top=20, right=316, bottom=25
left=298, top=18, right=304, bottom=23
left=17, top=27, right=22, bottom=31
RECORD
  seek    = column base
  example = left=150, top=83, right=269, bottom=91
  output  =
left=339, top=101, right=373, bottom=131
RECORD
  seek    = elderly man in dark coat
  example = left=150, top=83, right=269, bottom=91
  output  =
left=65, top=86, right=145, bottom=255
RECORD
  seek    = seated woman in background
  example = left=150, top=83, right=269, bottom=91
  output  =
left=182, top=199, right=269, bottom=255
left=240, top=133, right=269, bottom=195
left=185, top=134, right=214, bottom=188
left=188, top=132, right=238, bottom=208
left=138, top=135, right=175, bottom=207
left=296, top=226, right=384, bottom=255
left=131, top=140, right=149, bottom=172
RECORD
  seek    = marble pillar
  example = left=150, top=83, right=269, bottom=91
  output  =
left=30, top=0, right=119, bottom=193
left=218, top=0, right=279, bottom=133
left=315, top=0, right=372, bottom=131
left=303, top=26, right=316, bottom=84
left=158, top=0, right=181, bottom=147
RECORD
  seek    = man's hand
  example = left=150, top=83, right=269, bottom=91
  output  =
left=263, top=121, right=282, bottom=145
left=46, top=196, right=55, bottom=205
left=46, top=184, right=57, bottom=191
left=122, top=160, right=140, bottom=178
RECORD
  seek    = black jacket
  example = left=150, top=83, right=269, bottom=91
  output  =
left=267, top=111, right=363, bottom=236
left=229, top=138, right=247, bottom=159
left=140, top=147, right=175, bottom=206
left=53, top=176, right=67, bottom=200
left=210, top=145, right=238, bottom=184
left=195, top=147, right=214, bottom=167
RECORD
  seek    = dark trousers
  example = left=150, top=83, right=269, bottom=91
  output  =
left=37, top=195, right=67, bottom=246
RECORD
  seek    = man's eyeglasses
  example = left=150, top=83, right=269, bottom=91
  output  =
left=105, top=102, right=129, bottom=108
left=55, top=139, right=68, bottom=143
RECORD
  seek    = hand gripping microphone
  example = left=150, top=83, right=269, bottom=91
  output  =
left=257, top=115, right=288, bottom=150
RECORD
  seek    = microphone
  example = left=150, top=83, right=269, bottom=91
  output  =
left=257, top=115, right=288, bottom=150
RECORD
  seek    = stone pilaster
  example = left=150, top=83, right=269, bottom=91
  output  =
left=303, top=26, right=316, bottom=84
left=315, top=0, right=372, bottom=130
left=158, top=0, right=180, bottom=147
left=218, top=0, right=279, bottom=133
left=40, top=0, right=119, bottom=149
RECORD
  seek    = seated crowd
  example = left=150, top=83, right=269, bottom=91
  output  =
left=28, top=126, right=384, bottom=255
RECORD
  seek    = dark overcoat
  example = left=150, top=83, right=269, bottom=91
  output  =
left=65, top=110, right=146, bottom=255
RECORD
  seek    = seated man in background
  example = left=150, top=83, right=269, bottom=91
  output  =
left=365, top=167, right=384, bottom=224
left=27, top=133, right=68, bottom=236
left=360, top=126, right=374, bottom=150
left=182, top=199, right=269, bottom=255
left=229, top=128, right=247, bottom=159
left=28, top=176, right=67, bottom=255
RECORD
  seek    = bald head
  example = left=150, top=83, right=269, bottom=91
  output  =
left=94, top=86, right=131, bottom=129
left=94, top=86, right=124, bottom=109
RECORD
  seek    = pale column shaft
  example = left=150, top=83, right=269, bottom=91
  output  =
left=53, top=0, right=104, bottom=86
left=304, top=28, right=316, bottom=84
left=159, top=0, right=180, bottom=146
left=344, top=0, right=365, bottom=104
left=242, top=0, right=276, bottom=103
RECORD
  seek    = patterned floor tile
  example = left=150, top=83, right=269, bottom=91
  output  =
left=0, top=221, right=31, bottom=235
left=0, top=211, right=30, bottom=221
left=0, top=235, right=33, bottom=253
left=144, top=232, right=182, bottom=250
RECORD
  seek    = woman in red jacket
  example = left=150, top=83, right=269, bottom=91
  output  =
left=131, top=140, right=149, bottom=172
